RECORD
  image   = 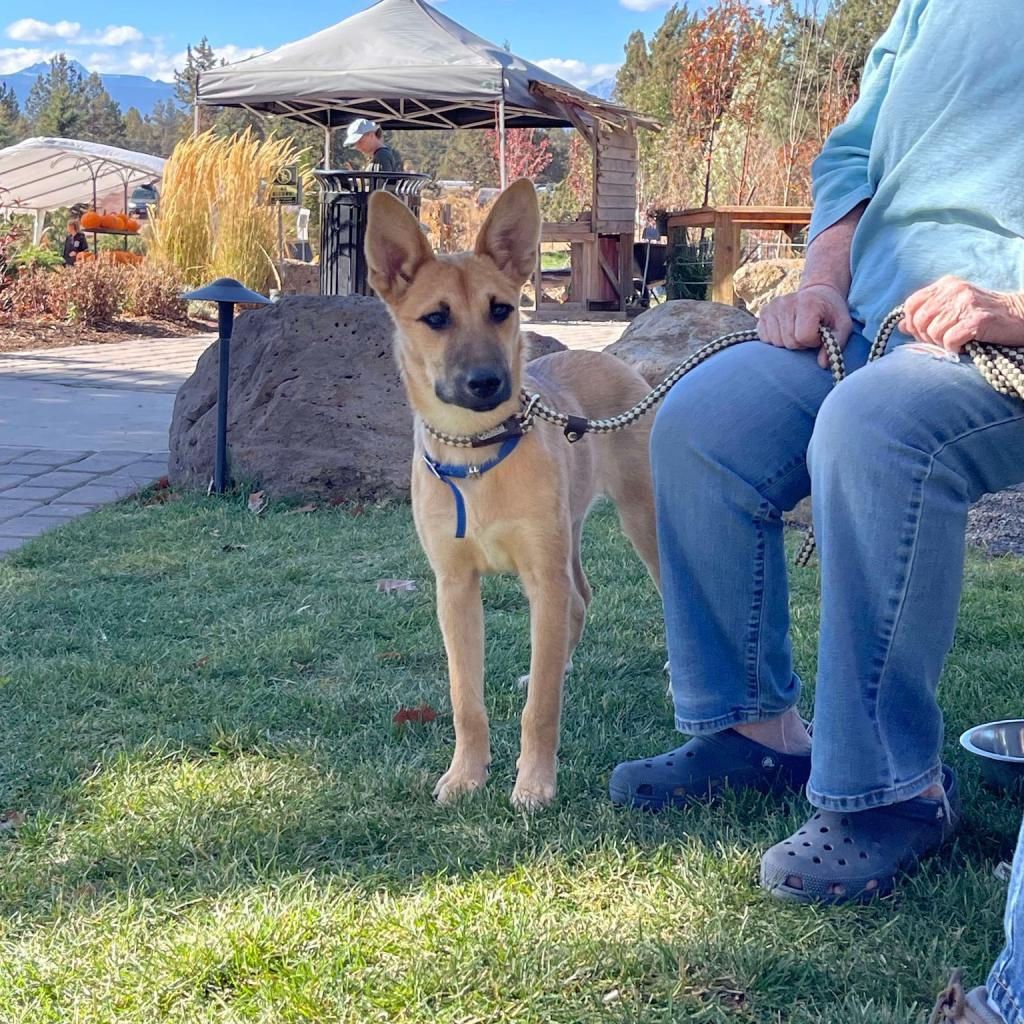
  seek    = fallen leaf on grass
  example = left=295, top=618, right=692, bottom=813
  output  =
left=195, top=656, right=209, bottom=669
left=285, top=503, right=318, bottom=515
left=0, top=810, right=26, bottom=832
left=378, top=651, right=404, bottom=662
left=376, top=579, right=417, bottom=593
left=349, top=504, right=365, bottom=517
left=247, top=491, right=268, bottom=515
left=393, top=703, right=438, bottom=726
left=222, top=543, right=249, bottom=552
left=156, top=475, right=170, bottom=490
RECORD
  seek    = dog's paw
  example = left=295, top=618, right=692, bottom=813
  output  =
left=433, top=761, right=488, bottom=805
left=517, top=660, right=573, bottom=692
left=510, top=769, right=557, bottom=811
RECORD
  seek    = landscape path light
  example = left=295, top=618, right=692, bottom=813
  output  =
left=180, top=278, right=272, bottom=493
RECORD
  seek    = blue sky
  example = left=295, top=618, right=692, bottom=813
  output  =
left=0, top=1, right=688, bottom=89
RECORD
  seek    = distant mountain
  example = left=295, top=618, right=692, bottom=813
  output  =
left=0, top=61, right=177, bottom=117
left=588, top=77, right=617, bottom=101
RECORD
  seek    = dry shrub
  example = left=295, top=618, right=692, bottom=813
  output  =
left=5, top=267, right=53, bottom=317
left=421, top=191, right=493, bottom=253
left=149, top=129, right=310, bottom=293
left=122, top=261, right=187, bottom=321
left=57, top=261, right=126, bottom=325
left=8, top=262, right=126, bottom=325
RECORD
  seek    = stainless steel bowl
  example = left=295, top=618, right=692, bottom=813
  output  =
left=960, top=719, right=1024, bottom=792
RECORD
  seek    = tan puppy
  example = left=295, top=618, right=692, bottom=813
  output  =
left=366, top=180, right=660, bottom=809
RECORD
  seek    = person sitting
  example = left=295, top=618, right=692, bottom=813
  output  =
left=609, top=0, right=1024, bottom=944
left=344, top=119, right=402, bottom=174
left=62, top=220, right=88, bottom=266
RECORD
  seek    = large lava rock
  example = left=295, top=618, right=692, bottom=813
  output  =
left=605, top=299, right=757, bottom=384
left=170, top=294, right=413, bottom=499
left=169, top=295, right=569, bottom=500
left=734, top=258, right=804, bottom=315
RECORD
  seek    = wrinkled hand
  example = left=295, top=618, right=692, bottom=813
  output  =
left=901, top=276, right=1024, bottom=352
left=758, top=284, right=853, bottom=369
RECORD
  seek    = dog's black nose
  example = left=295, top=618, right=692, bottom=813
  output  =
left=466, top=370, right=504, bottom=399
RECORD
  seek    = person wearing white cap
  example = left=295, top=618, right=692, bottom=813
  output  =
left=344, top=118, right=402, bottom=173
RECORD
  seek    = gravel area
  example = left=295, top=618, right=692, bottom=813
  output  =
left=966, top=484, right=1024, bottom=557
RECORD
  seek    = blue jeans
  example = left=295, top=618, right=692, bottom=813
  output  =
left=651, top=333, right=1024, bottom=811
left=990, top=815, right=1024, bottom=1024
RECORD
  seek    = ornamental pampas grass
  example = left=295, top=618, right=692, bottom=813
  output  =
left=149, top=129, right=308, bottom=293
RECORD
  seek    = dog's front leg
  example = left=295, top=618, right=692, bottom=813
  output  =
left=433, top=570, right=490, bottom=804
left=512, top=567, right=576, bottom=810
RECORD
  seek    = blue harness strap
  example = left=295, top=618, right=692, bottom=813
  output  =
left=422, top=434, right=522, bottom=539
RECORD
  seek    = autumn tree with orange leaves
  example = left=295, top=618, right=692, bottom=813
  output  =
left=485, top=126, right=553, bottom=183
left=672, top=0, right=766, bottom=207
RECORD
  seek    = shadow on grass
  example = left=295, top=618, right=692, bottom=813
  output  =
left=0, top=495, right=1019, bottom=1021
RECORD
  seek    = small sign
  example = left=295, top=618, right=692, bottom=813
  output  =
left=268, top=164, right=301, bottom=205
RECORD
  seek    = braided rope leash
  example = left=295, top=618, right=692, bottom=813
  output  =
left=424, top=307, right=1024, bottom=562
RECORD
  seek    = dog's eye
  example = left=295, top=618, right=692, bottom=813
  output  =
left=490, top=302, right=514, bottom=323
left=419, top=309, right=450, bottom=331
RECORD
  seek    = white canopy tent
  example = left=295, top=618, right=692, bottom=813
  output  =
left=0, top=137, right=165, bottom=243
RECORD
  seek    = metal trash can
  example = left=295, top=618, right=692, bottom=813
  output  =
left=313, top=170, right=429, bottom=297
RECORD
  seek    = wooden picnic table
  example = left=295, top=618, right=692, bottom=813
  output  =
left=666, top=205, right=812, bottom=305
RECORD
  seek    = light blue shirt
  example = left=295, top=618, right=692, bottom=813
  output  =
left=808, top=0, right=1024, bottom=343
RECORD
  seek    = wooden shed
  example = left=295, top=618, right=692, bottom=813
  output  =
left=529, top=83, right=659, bottom=315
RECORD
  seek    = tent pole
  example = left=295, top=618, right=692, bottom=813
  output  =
left=324, top=127, right=332, bottom=170
left=498, top=98, right=507, bottom=190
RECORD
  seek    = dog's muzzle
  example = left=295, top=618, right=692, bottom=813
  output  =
left=436, top=365, right=512, bottom=412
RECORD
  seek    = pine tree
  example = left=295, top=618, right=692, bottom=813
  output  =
left=826, top=0, right=900, bottom=77
left=26, top=55, right=86, bottom=138
left=175, top=38, right=218, bottom=133
left=124, top=107, right=150, bottom=152
left=82, top=72, right=126, bottom=145
left=147, top=99, right=189, bottom=156
left=0, top=84, right=21, bottom=148
left=23, top=55, right=125, bottom=146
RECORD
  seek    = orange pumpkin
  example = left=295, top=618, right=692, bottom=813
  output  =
left=100, top=213, right=121, bottom=230
left=124, top=217, right=140, bottom=233
left=81, top=211, right=102, bottom=230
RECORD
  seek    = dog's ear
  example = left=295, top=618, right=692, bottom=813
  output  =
left=474, top=178, right=541, bottom=288
left=366, top=191, right=434, bottom=304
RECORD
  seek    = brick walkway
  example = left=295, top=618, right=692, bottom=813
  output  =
left=0, top=334, right=213, bottom=556
left=0, top=320, right=626, bottom=557
left=0, top=448, right=171, bottom=554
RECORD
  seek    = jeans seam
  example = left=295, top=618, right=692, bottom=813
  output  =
left=746, top=507, right=768, bottom=711
left=753, top=454, right=808, bottom=504
left=866, top=449, right=931, bottom=791
left=929, top=410, right=1024, bottom=462
left=990, top=972, right=1023, bottom=1024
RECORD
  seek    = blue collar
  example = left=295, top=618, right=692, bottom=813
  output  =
left=422, top=433, right=523, bottom=538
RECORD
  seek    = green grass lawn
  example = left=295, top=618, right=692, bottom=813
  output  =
left=0, top=493, right=1021, bottom=1023
left=541, top=251, right=571, bottom=271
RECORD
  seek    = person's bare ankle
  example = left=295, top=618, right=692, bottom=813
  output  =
left=734, top=709, right=812, bottom=756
